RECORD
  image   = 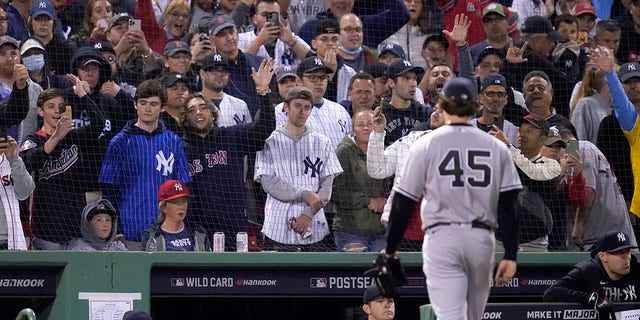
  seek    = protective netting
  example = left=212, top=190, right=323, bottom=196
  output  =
left=0, top=0, right=637, bottom=253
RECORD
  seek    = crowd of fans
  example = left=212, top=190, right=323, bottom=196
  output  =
left=0, top=0, right=637, bottom=253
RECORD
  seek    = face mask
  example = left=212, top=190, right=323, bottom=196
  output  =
left=22, top=54, right=45, bottom=72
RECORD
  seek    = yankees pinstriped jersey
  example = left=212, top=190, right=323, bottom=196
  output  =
left=99, top=121, right=191, bottom=241
left=394, top=124, right=522, bottom=230
left=275, top=98, right=352, bottom=150
left=214, top=93, right=253, bottom=127
left=0, top=154, right=33, bottom=250
left=255, top=127, right=343, bottom=244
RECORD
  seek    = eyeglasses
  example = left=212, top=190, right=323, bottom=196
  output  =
left=341, top=26, right=363, bottom=33
left=482, top=91, right=507, bottom=98
left=170, top=11, right=190, bottom=19
left=303, top=74, right=329, bottom=83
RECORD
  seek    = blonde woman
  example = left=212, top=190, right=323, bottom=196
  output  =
left=570, top=63, right=617, bottom=143
left=135, top=0, right=191, bottom=54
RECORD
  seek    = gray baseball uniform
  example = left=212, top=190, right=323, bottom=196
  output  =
left=393, top=124, right=522, bottom=320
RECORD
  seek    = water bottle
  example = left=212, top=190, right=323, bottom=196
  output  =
left=146, top=231, right=158, bottom=252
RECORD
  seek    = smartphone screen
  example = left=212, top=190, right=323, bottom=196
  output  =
left=566, top=140, right=579, bottom=155
left=493, top=116, right=504, bottom=131
left=267, top=12, right=279, bottom=26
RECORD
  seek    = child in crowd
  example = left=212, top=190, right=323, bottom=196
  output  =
left=66, top=199, right=127, bottom=251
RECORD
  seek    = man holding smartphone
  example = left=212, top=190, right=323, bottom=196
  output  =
left=238, top=0, right=311, bottom=67
left=472, top=72, right=518, bottom=145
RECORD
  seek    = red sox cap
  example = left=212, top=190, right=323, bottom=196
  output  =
left=158, top=180, right=190, bottom=202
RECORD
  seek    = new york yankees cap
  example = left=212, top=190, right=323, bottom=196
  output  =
left=476, top=46, right=503, bottom=67
left=30, top=0, right=56, bottom=18
left=276, top=65, right=297, bottom=83
left=363, top=285, right=396, bottom=304
left=378, top=43, right=406, bottom=59
left=158, top=180, right=190, bottom=202
left=618, top=62, right=640, bottom=82
left=201, top=52, right=229, bottom=71
left=93, top=41, right=115, bottom=55
left=441, top=77, right=477, bottom=102
left=386, top=59, right=424, bottom=79
left=297, top=56, right=334, bottom=75
left=481, top=73, right=508, bottom=92
left=596, top=231, right=637, bottom=253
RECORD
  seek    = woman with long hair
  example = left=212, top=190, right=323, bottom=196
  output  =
left=569, top=63, right=617, bottom=143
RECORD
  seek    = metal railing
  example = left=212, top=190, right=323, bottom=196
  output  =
left=15, top=308, right=36, bottom=320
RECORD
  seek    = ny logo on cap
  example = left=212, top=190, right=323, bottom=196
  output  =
left=385, top=43, right=395, bottom=50
left=494, top=79, right=501, bottom=84
left=213, top=54, right=222, bottom=62
left=283, top=65, right=292, bottom=72
left=174, top=183, right=183, bottom=191
left=94, top=43, right=103, bottom=49
left=175, top=74, right=182, bottom=79
left=39, top=1, right=47, bottom=9
left=618, top=232, right=627, bottom=242
left=314, top=58, right=323, bottom=66
left=629, top=64, right=637, bottom=72
left=403, top=60, right=412, bottom=67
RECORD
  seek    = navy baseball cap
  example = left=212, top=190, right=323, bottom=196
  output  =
left=476, top=46, right=503, bottom=66
left=522, top=16, right=562, bottom=41
left=423, top=33, right=449, bottom=50
left=30, top=0, right=56, bottom=18
left=363, top=285, right=396, bottom=304
left=276, top=65, right=297, bottom=83
left=364, top=62, right=388, bottom=79
left=597, top=231, right=637, bottom=253
left=481, top=73, right=508, bottom=92
left=87, top=199, right=117, bottom=221
left=201, top=53, right=229, bottom=70
left=297, top=56, right=334, bottom=75
left=93, top=41, right=115, bottom=55
left=160, top=72, right=187, bottom=87
left=442, top=77, right=477, bottom=101
left=619, top=62, right=640, bottom=82
left=315, top=18, right=340, bottom=36
left=209, top=14, right=235, bottom=36
left=379, top=43, right=406, bottom=59
left=163, top=40, right=190, bottom=57
left=386, top=59, right=424, bottom=78
left=522, top=114, right=550, bottom=134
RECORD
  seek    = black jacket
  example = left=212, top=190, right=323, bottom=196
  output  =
left=543, top=252, right=640, bottom=305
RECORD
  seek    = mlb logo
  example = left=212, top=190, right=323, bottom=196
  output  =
left=171, top=278, right=185, bottom=287
left=310, top=278, right=327, bottom=288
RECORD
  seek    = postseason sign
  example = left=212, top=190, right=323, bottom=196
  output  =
left=151, top=266, right=568, bottom=296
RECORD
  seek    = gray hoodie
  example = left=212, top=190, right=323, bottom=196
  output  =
left=66, top=199, right=127, bottom=251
